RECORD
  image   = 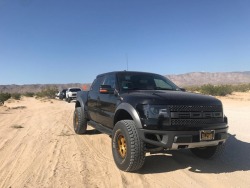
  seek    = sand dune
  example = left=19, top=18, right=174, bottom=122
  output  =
left=0, top=93, right=250, bottom=188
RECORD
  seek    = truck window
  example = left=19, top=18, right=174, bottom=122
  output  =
left=118, top=72, right=178, bottom=91
left=70, top=88, right=81, bottom=92
left=103, top=74, right=116, bottom=89
left=154, top=79, right=173, bottom=90
left=90, top=76, right=104, bottom=91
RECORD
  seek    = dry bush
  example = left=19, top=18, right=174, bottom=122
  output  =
left=11, top=106, right=26, bottom=110
left=11, top=125, right=24, bottom=129
left=186, top=83, right=250, bottom=96
left=11, top=93, right=21, bottom=100
left=0, top=93, right=11, bottom=104
left=36, top=86, right=58, bottom=99
left=23, top=92, right=35, bottom=97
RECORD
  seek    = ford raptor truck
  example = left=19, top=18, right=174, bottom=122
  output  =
left=73, top=71, right=228, bottom=172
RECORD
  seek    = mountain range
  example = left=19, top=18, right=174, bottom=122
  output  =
left=1, top=71, right=250, bottom=93
left=166, top=71, right=250, bottom=87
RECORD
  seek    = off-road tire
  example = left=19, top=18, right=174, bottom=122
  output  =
left=190, top=144, right=225, bottom=159
left=112, top=120, right=145, bottom=172
left=73, top=107, right=87, bottom=134
left=67, top=98, right=71, bottom=103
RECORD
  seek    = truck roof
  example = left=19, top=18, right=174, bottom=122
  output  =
left=97, top=71, right=160, bottom=77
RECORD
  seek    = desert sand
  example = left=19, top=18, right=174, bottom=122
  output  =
left=0, top=93, right=250, bottom=188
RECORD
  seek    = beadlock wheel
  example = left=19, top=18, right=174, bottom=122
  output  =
left=112, top=120, right=145, bottom=172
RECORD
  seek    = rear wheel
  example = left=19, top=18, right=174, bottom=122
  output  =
left=190, top=144, right=225, bottom=159
left=73, top=107, right=87, bottom=134
left=112, top=120, right=145, bottom=172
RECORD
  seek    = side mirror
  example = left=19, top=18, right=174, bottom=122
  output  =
left=99, top=85, right=114, bottom=94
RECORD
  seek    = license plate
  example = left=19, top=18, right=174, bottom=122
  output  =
left=200, top=130, right=215, bottom=141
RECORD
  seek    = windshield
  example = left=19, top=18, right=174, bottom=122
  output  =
left=117, top=72, right=179, bottom=91
left=70, top=88, right=81, bottom=92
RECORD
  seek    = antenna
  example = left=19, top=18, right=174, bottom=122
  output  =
left=126, top=53, right=128, bottom=71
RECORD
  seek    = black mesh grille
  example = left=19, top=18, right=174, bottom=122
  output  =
left=171, top=118, right=224, bottom=126
left=169, top=105, right=222, bottom=112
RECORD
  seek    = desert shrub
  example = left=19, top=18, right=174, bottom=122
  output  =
left=36, top=86, right=58, bottom=99
left=23, top=92, right=35, bottom=97
left=232, top=83, right=250, bottom=92
left=199, top=84, right=214, bottom=95
left=186, top=83, right=250, bottom=96
left=0, top=93, right=11, bottom=104
left=185, top=86, right=200, bottom=92
left=11, top=93, right=21, bottom=100
left=198, top=84, right=233, bottom=96
left=192, top=84, right=250, bottom=96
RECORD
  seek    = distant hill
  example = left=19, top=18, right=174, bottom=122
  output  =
left=1, top=71, right=250, bottom=93
left=167, top=71, right=250, bottom=87
left=0, top=83, right=91, bottom=94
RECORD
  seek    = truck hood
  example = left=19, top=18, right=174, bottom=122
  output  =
left=121, top=90, right=222, bottom=106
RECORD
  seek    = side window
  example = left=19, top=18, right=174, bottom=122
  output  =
left=90, top=76, right=104, bottom=92
left=103, top=74, right=116, bottom=89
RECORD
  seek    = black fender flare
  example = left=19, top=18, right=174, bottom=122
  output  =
left=76, top=91, right=88, bottom=108
left=115, top=103, right=142, bottom=128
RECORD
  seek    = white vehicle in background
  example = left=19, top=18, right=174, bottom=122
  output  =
left=66, top=88, right=82, bottom=103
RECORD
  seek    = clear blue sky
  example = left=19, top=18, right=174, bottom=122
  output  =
left=1, top=0, right=250, bottom=84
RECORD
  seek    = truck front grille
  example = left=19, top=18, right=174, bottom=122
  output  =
left=169, top=105, right=222, bottom=112
left=169, top=105, right=224, bottom=126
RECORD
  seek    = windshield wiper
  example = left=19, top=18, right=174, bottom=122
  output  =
left=154, top=87, right=174, bottom=91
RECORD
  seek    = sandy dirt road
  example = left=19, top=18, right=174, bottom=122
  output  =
left=0, top=94, right=250, bottom=188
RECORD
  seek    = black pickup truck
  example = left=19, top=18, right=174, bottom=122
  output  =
left=74, top=71, right=228, bottom=172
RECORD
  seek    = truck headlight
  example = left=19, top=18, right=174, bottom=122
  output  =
left=143, top=105, right=170, bottom=119
left=140, top=105, right=171, bottom=128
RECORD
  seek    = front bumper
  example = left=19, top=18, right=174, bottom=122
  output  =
left=137, top=126, right=228, bottom=150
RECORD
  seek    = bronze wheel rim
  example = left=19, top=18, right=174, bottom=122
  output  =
left=117, top=134, right=127, bottom=158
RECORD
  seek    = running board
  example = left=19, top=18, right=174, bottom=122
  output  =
left=88, top=120, right=113, bottom=135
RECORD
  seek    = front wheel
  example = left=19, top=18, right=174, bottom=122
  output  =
left=190, top=144, right=225, bottom=159
left=112, top=120, right=145, bottom=172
